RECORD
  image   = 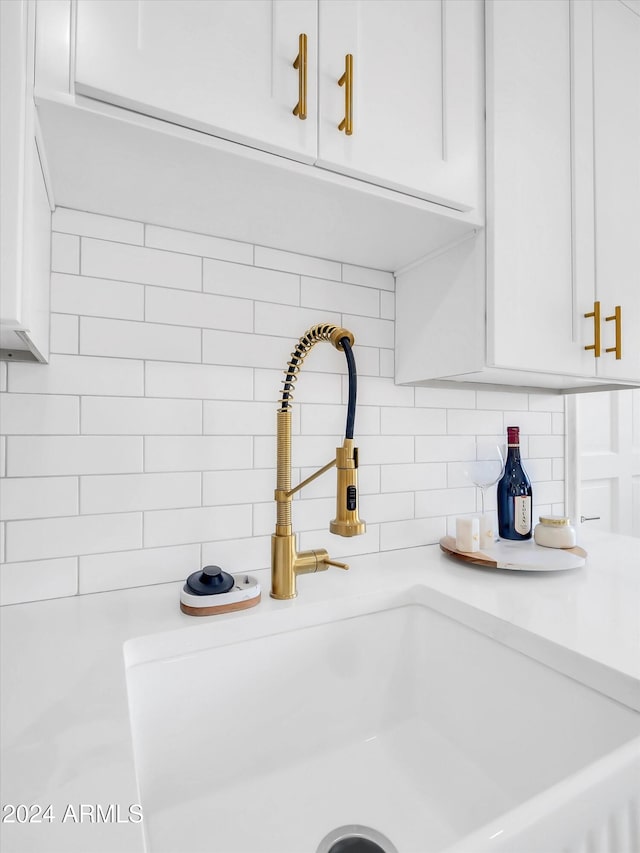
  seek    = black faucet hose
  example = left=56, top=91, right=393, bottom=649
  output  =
left=340, top=336, right=357, bottom=440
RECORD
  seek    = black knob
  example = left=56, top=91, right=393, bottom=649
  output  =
left=185, top=565, right=235, bottom=596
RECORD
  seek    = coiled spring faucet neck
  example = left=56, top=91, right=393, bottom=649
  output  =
left=271, top=324, right=365, bottom=600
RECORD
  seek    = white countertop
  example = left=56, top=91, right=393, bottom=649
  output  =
left=1, top=529, right=639, bottom=853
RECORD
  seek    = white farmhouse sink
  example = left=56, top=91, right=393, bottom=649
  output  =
left=124, top=588, right=640, bottom=853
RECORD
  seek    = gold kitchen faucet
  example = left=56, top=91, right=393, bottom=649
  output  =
left=271, top=324, right=366, bottom=600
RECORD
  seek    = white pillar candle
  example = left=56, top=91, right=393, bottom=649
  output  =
left=456, top=517, right=480, bottom=552
left=479, top=513, right=494, bottom=549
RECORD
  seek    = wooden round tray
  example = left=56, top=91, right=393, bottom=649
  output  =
left=439, top=535, right=587, bottom=572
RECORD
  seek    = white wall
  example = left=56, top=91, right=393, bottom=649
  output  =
left=0, top=209, right=566, bottom=605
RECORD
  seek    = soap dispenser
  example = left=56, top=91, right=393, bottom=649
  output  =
left=180, top=565, right=261, bottom=616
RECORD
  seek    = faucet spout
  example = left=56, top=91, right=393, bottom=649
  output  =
left=271, top=324, right=366, bottom=600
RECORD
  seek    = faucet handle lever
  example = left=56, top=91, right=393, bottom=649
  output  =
left=323, top=558, right=349, bottom=570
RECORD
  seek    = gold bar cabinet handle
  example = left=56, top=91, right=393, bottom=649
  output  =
left=584, top=300, right=601, bottom=357
left=292, top=33, right=307, bottom=120
left=338, top=53, right=353, bottom=135
left=605, top=305, right=622, bottom=360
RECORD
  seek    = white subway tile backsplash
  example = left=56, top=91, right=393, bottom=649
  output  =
left=79, top=544, right=200, bottom=594
left=51, top=232, right=80, bottom=274
left=357, top=376, right=413, bottom=407
left=255, top=246, right=341, bottom=280
left=532, top=480, right=565, bottom=505
left=53, top=208, right=144, bottom=244
left=203, top=401, right=279, bottom=435
left=0, top=394, right=79, bottom=435
left=81, top=472, right=201, bottom=514
left=146, top=225, right=253, bottom=264
left=0, top=209, right=566, bottom=604
left=357, top=435, right=414, bottom=465
left=145, top=362, right=253, bottom=400
left=203, top=468, right=274, bottom=506
left=80, top=317, right=201, bottom=363
left=81, top=397, right=202, bottom=435
left=380, top=290, right=395, bottom=320
left=380, top=517, right=446, bottom=551
left=341, top=314, right=394, bottom=349
left=525, top=458, right=553, bottom=483
left=144, top=504, right=251, bottom=548
left=51, top=273, right=145, bottom=320
left=50, top=314, right=80, bottom=354
left=202, top=536, right=270, bottom=574
left=145, top=436, right=252, bottom=472
left=254, top=302, right=341, bottom=339
left=381, top=407, right=446, bottom=435
left=9, top=355, right=144, bottom=397
left=502, top=411, right=553, bottom=435
left=146, top=286, right=253, bottom=332
left=360, top=492, right=413, bottom=524
left=381, top=462, right=447, bottom=494
left=416, top=436, right=476, bottom=463
left=204, top=258, right=299, bottom=305
left=476, top=390, right=529, bottom=411
left=379, top=349, right=394, bottom=378
left=415, top=387, right=475, bottom=409
left=82, top=238, right=201, bottom=290
left=300, top=277, right=380, bottom=318
left=529, top=394, right=565, bottom=413
left=6, top=513, right=142, bottom=562
left=0, top=477, right=78, bottom=520
left=301, top=404, right=379, bottom=436
left=342, top=264, right=394, bottom=291
left=415, top=487, right=476, bottom=519
left=0, top=557, right=78, bottom=605
left=448, top=409, right=504, bottom=435
left=203, top=330, right=287, bottom=370
left=529, top=435, right=565, bottom=458
left=7, top=436, right=142, bottom=477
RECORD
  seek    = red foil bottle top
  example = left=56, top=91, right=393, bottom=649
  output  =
left=507, top=426, right=520, bottom=445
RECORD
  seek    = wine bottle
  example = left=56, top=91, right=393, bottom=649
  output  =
left=497, top=426, right=533, bottom=540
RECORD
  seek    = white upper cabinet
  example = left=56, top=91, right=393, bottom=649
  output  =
left=396, top=0, right=640, bottom=393
left=0, top=0, right=51, bottom=363
left=74, top=0, right=318, bottom=163
left=488, top=0, right=584, bottom=380
left=588, top=0, right=640, bottom=382
left=71, top=0, right=482, bottom=212
left=317, top=0, right=483, bottom=211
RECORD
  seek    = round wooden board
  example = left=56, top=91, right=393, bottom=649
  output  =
left=439, top=536, right=587, bottom=572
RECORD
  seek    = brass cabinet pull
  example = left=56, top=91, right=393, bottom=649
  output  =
left=338, top=53, right=353, bottom=135
left=605, top=305, right=622, bottom=360
left=584, top=301, right=601, bottom=357
left=292, top=33, right=307, bottom=120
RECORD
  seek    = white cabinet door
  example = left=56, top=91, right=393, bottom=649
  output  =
left=571, top=389, right=640, bottom=536
left=316, top=0, right=482, bottom=212
left=75, top=0, right=317, bottom=163
left=488, top=0, right=593, bottom=378
left=0, top=0, right=50, bottom=362
left=591, top=0, right=640, bottom=382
